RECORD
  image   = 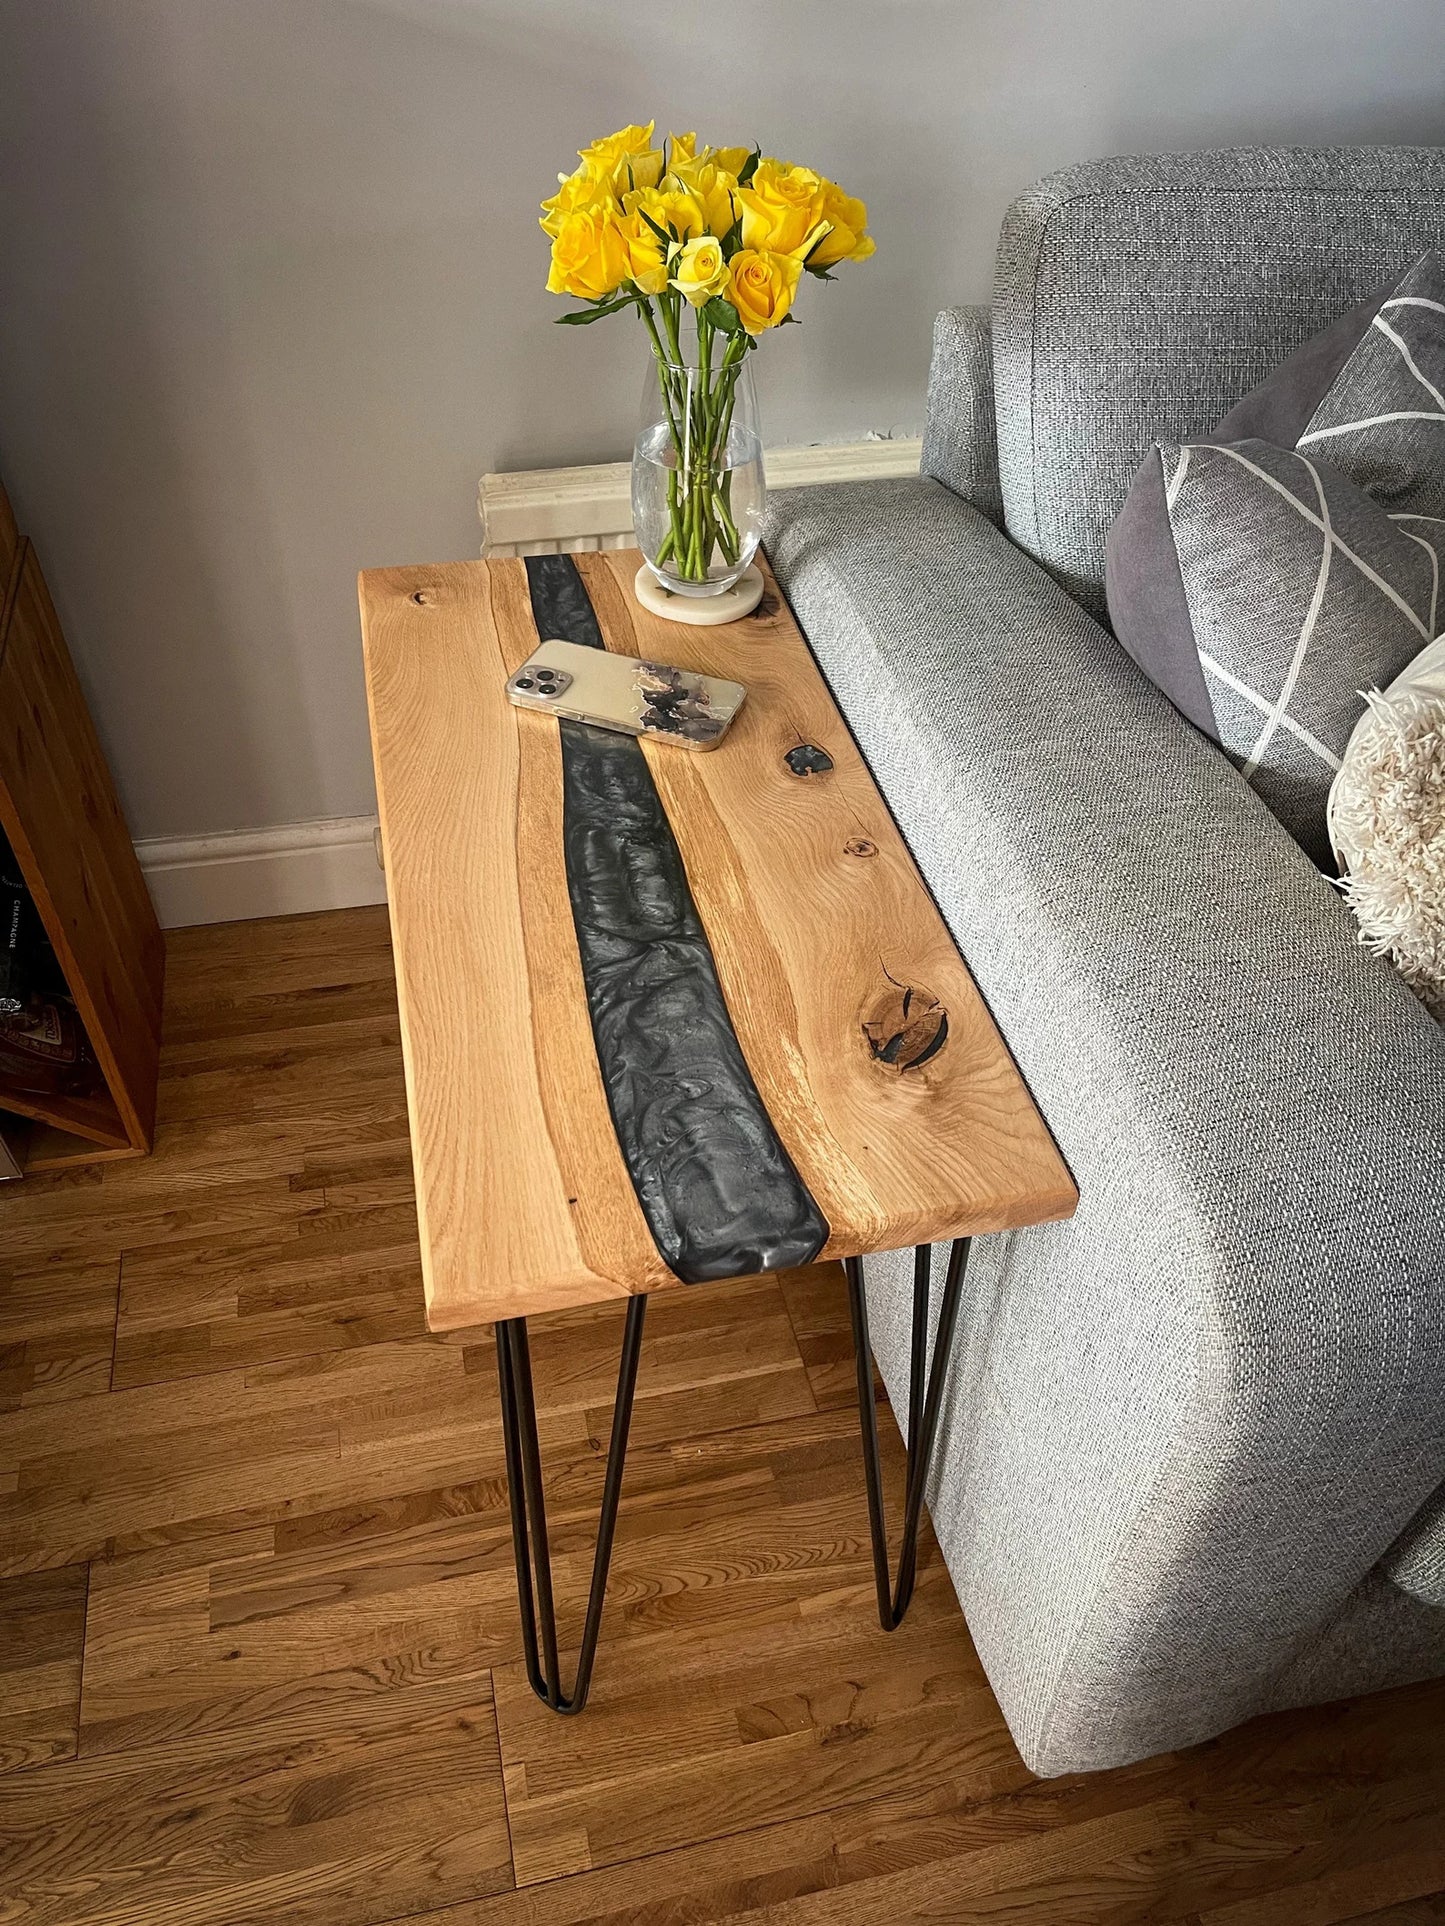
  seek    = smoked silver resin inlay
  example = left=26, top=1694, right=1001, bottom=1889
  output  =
left=524, top=554, right=828, bottom=1283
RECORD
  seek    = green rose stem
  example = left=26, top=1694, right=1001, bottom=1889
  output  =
left=639, top=289, right=747, bottom=584
left=692, top=315, right=713, bottom=577
left=710, top=339, right=748, bottom=563
left=636, top=298, right=687, bottom=567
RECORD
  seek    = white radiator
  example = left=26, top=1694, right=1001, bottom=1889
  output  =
left=478, top=436, right=922, bottom=556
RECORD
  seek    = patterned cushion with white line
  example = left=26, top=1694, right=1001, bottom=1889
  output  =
left=1214, top=250, right=1445, bottom=523
left=1105, top=437, right=1442, bottom=868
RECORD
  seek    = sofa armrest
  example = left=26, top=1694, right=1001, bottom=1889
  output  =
left=764, top=476, right=1445, bottom=1773
left=921, top=305, right=1003, bottom=525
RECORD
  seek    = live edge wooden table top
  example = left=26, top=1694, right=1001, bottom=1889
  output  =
left=359, top=546, right=1076, bottom=1334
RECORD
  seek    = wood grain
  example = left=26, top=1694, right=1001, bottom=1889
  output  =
left=0, top=541, right=164, bottom=1154
left=581, top=550, right=1076, bottom=1263
left=0, top=1672, right=513, bottom=1926
left=0, top=907, right=1440, bottom=1926
left=358, top=551, right=1075, bottom=1329
left=1338, top=1899, right=1445, bottom=1926
left=0, top=1563, right=86, bottom=1772
left=361, top=563, right=662, bottom=1328
left=0, top=1255, right=119, bottom=1411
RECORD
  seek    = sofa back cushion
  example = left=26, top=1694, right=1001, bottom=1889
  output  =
left=992, top=146, right=1445, bottom=616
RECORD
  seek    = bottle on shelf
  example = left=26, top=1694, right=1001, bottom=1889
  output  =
left=1, top=850, right=32, bottom=1015
left=0, top=830, right=99, bottom=1100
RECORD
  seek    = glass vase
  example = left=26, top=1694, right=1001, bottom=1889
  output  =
left=631, top=351, right=765, bottom=597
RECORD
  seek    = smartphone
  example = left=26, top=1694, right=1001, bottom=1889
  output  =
left=506, top=638, right=746, bottom=750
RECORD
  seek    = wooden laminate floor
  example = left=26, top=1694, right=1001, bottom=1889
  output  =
left=1, top=906, right=1443, bottom=1926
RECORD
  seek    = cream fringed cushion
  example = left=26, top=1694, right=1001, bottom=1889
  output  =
left=1328, top=634, right=1445, bottom=1018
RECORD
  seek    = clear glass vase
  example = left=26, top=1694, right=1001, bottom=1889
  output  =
left=631, top=352, right=765, bottom=597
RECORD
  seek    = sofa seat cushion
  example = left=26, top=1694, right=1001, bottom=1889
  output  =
left=1106, top=437, right=1442, bottom=867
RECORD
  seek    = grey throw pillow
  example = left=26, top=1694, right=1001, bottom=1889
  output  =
left=1107, top=251, right=1445, bottom=866
left=1106, top=437, right=1442, bottom=867
left=1213, top=250, right=1445, bottom=521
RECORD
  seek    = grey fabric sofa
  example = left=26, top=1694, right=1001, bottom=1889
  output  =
left=764, top=147, right=1445, bottom=1778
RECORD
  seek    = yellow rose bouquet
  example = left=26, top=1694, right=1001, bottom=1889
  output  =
left=542, top=123, right=874, bottom=597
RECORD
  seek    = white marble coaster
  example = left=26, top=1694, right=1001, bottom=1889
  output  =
left=633, top=563, right=764, bottom=626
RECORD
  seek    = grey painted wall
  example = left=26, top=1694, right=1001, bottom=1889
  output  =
left=2, top=0, right=1444, bottom=841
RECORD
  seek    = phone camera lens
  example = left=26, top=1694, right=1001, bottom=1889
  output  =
left=516, top=676, right=534, bottom=690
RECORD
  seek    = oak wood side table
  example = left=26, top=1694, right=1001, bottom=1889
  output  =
left=359, top=547, right=1076, bottom=1715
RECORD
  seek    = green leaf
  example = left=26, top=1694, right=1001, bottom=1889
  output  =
left=702, top=297, right=742, bottom=334
left=778, top=312, right=801, bottom=325
left=554, top=294, right=639, bottom=325
left=735, top=147, right=760, bottom=188
left=636, top=206, right=671, bottom=244
left=804, top=264, right=836, bottom=281
left=721, top=214, right=743, bottom=258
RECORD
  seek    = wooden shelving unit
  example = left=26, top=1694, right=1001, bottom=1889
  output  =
left=0, top=479, right=164, bottom=1173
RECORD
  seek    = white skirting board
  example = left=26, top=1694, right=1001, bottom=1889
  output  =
left=143, top=438, right=920, bottom=926
left=136, top=816, right=386, bottom=929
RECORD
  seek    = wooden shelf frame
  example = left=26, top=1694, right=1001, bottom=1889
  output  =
left=0, top=482, right=164, bottom=1170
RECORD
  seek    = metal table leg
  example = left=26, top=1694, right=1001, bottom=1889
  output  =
left=494, top=1294, right=647, bottom=1714
left=846, top=1237, right=971, bottom=1631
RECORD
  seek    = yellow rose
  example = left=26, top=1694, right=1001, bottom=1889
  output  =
left=540, top=161, right=615, bottom=238
left=670, top=234, right=728, bottom=307
left=809, top=180, right=876, bottom=268
left=616, top=207, right=670, bottom=294
left=669, top=133, right=749, bottom=176
left=664, top=157, right=737, bottom=236
left=738, top=158, right=825, bottom=256
left=663, top=135, right=741, bottom=233
left=725, top=248, right=803, bottom=334
left=546, top=207, right=630, bottom=301
left=577, top=121, right=664, bottom=195
left=625, top=183, right=708, bottom=243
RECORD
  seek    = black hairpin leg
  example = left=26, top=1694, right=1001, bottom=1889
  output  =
left=847, top=1237, right=971, bottom=1631
left=495, top=1294, right=647, bottom=1714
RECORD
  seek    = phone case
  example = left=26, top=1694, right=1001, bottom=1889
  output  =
left=506, top=638, right=746, bottom=749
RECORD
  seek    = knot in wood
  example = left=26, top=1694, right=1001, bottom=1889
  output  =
left=784, top=743, right=833, bottom=778
left=409, top=588, right=437, bottom=607
left=845, top=838, right=876, bottom=859
left=862, top=979, right=948, bottom=1070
